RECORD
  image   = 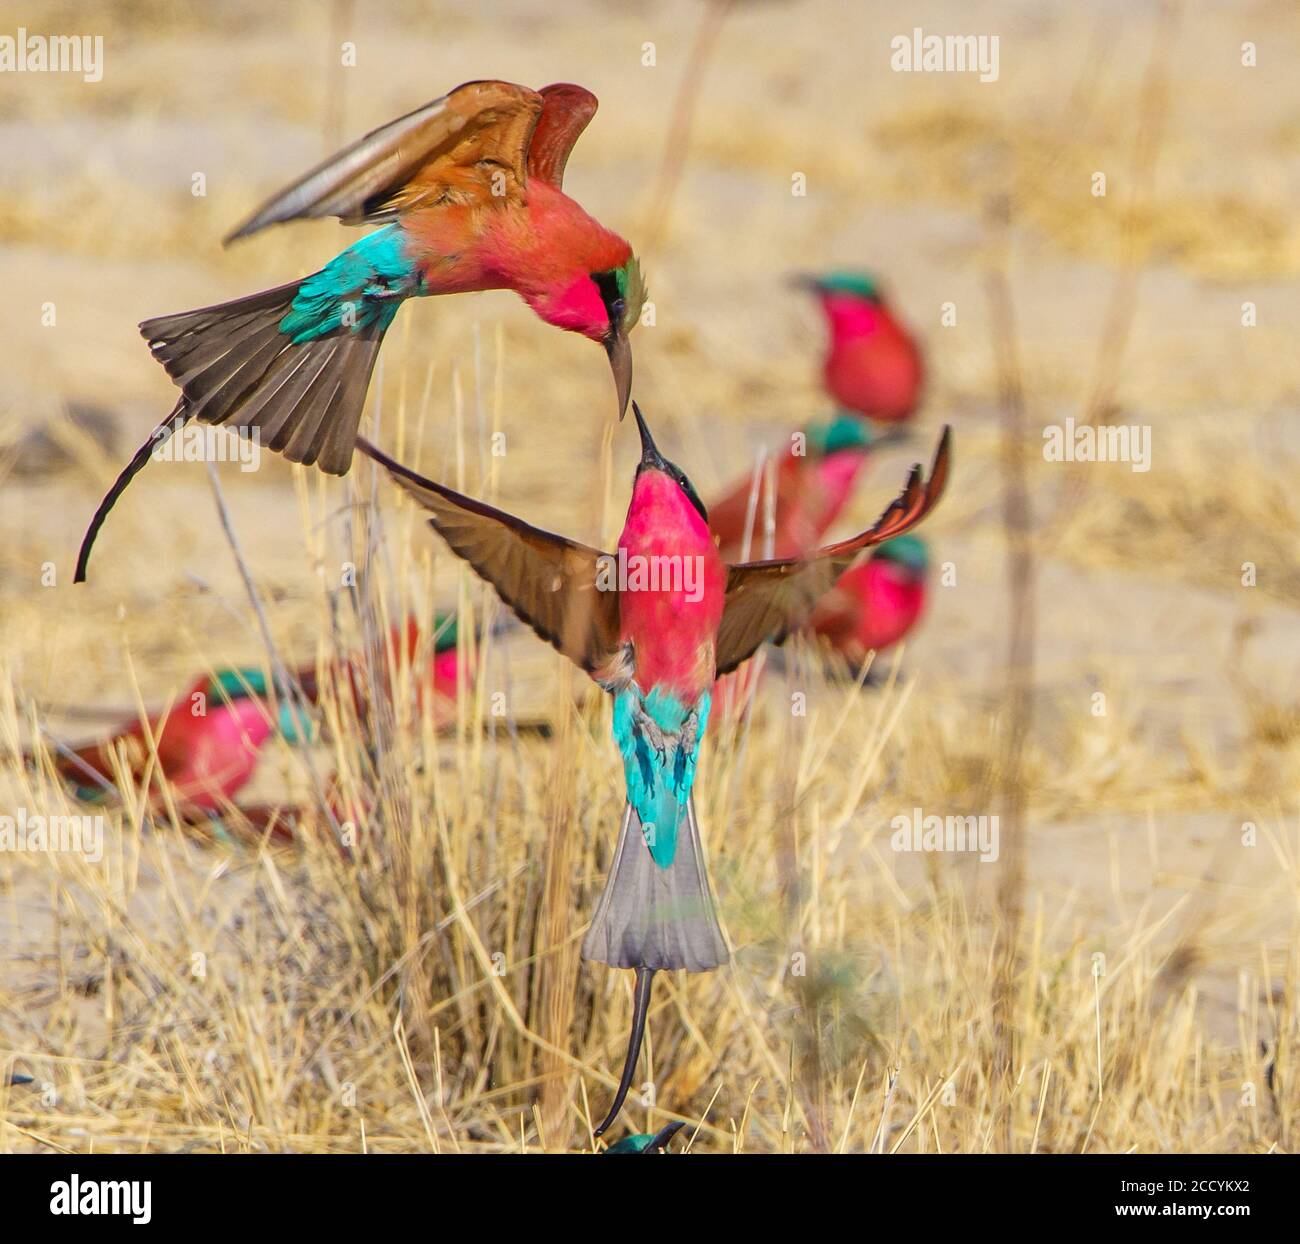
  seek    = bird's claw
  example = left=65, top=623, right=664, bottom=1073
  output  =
left=635, top=712, right=669, bottom=765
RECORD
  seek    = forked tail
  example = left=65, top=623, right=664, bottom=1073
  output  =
left=583, top=798, right=727, bottom=1138
left=582, top=798, right=727, bottom=973
left=74, top=275, right=389, bottom=581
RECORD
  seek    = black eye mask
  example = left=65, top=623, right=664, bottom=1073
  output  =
left=592, top=269, right=625, bottom=333
left=674, top=467, right=708, bottom=524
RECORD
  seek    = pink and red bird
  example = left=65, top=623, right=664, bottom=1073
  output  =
left=76, top=80, right=645, bottom=582
left=290, top=614, right=469, bottom=740
left=707, top=415, right=904, bottom=563
left=708, top=414, right=904, bottom=720
left=709, top=271, right=929, bottom=714
left=796, top=272, right=924, bottom=424
left=30, top=617, right=470, bottom=829
left=355, top=404, right=950, bottom=1138
left=809, top=535, right=930, bottom=673
left=32, top=669, right=279, bottom=814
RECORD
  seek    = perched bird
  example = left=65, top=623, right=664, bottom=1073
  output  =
left=287, top=614, right=468, bottom=740
left=708, top=415, right=904, bottom=724
left=75, top=80, right=646, bottom=582
left=32, top=669, right=280, bottom=812
left=357, top=404, right=950, bottom=1136
left=291, top=615, right=469, bottom=835
left=810, top=535, right=930, bottom=673
left=796, top=272, right=923, bottom=423
left=707, top=415, right=905, bottom=563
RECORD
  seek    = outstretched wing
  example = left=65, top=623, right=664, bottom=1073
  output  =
left=527, top=83, right=599, bottom=187
left=713, top=427, right=951, bottom=676
left=226, top=80, right=544, bottom=243
left=357, top=438, right=623, bottom=675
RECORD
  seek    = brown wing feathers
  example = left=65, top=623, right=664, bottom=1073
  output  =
left=225, top=80, right=545, bottom=243
left=527, top=84, right=599, bottom=187
left=355, top=438, right=622, bottom=674
left=355, top=426, right=947, bottom=680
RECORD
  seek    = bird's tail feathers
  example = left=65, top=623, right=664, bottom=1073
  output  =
left=74, top=399, right=191, bottom=582
left=75, top=276, right=389, bottom=581
left=582, top=797, right=728, bottom=973
left=142, top=279, right=385, bottom=473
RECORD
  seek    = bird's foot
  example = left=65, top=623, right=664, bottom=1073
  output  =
left=634, top=711, right=670, bottom=767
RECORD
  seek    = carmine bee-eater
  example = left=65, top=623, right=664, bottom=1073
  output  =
left=810, top=535, right=930, bottom=673
left=183, top=619, right=472, bottom=846
left=796, top=272, right=924, bottom=423
left=32, top=668, right=281, bottom=812
left=708, top=415, right=905, bottom=722
left=287, top=613, right=468, bottom=740
left=707, top=415, right=906, bottom=563
left=74, top=80, right=646, bottom=582
left=356, top=405, right=950, bottom=1138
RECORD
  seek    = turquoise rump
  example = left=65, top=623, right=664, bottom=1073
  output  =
left=613, top=687, right=711, bottom=868
left=279, top=225, right=419, bottom=343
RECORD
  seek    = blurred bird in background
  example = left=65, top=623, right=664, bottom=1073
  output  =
left=708, top=415, right=905, bottom=563
left=708, top=262, right=929, bottom=721
left=24, top=615, right=476, bottom=837
left=810, top=535, right=931, bottom=675
left=27, top=668, right=282, bottom=814
left=795, top=271, right=924, bottom=424
left=286, top=613, right=469, bottom=741
left=708, top=414, right=909, bottom=721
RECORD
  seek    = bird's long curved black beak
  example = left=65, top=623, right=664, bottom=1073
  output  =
left=593, top=966, right=655, bottom=1138
left=606, top=326, right=633, bottom=421
left=632, top=401, right=667, bottom=473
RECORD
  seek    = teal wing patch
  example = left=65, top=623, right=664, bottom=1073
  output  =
left=280, top=225, right=418, bottom=343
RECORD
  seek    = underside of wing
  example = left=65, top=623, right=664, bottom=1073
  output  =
left=357, top=438, right=622, bottom=674
left=527, top=83, right=599, bottom=187
left=714, top=426, right=951, bottom=676
left=226, top=80, right=544, bottom=243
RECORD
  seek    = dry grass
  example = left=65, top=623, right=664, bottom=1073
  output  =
left=2, top=0, right=1298, bottom=1153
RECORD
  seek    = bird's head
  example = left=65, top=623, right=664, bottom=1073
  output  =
left=630, top=401, right=708, bottom=525
left=539, top=253, right=645, bottom=419
left=593, top=255, right=645, bottom=419
left=874, top=534, right=929, bottom=576
left=184, top=667, right=285, bottom=744
left=793, top=270, right=888, bottom=340
left=391, top=614, right=460, bottom=660
left=201, top=668, right=269, bottom=706
left=429, top=613, right=463, bottom=691
left=431, top=613, right=460, bottom=655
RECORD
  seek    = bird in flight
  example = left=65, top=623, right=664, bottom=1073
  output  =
left=75, top=80, right=645, bottom=582
left=356, top=404, right=950, bottom=1138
